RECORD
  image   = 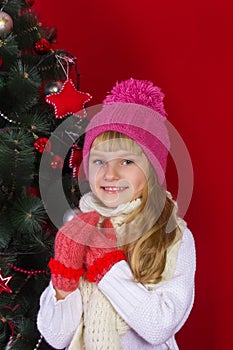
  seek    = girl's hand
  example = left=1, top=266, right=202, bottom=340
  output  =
left=49, top=212, right=100, bottom=292
left=84, top=218, right=126, bottom=283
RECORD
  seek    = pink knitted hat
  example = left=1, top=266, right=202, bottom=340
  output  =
left=83, top=78, right=170, bottom=184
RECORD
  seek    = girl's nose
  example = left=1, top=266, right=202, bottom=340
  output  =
left=103, top=162, right=119, bottom=181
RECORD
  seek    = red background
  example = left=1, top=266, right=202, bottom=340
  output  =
left=34, top=1, right=233, bottom=349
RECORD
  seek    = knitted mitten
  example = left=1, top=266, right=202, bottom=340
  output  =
left=49, top=211, right=100, bottom=291
left=85, top=218, right=126, bottom=283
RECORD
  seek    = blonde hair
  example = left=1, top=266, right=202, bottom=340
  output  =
left=92, top=131, right=182, bottom=284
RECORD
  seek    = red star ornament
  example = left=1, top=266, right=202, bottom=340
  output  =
left=45, top=79, right=92, bottom=119
left=0, top=270, right=12, bottom=294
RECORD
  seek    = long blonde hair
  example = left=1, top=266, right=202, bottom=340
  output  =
left=91, top=131, right=182, bottom=284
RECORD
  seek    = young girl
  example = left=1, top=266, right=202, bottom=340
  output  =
left=37, top=78, right=196, bottom=350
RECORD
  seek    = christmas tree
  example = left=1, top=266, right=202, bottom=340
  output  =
left=0, top=1, right=91, bottom=348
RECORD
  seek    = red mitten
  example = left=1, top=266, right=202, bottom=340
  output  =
left=49, top=211, right=100, bottom=291
left=85, top=218, right=126, bottom=283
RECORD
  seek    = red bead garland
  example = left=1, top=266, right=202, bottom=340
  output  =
left=8, top=263, right=48, bottom=275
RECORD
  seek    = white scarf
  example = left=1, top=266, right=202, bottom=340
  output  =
left=79, top=192, right=141, bottom=216
left=79, top=192, right=141, bottom=226
left=68, top=192, right=137, bottom=350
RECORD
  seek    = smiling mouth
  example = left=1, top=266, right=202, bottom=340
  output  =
left=101, top=186, right=128, bottom=193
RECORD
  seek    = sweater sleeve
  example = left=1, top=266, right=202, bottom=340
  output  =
left=37, top=281, right=83, bottom=349
left=98, top=227, right=196, bottom=345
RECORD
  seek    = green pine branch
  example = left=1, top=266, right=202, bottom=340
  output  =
left=7, top=59, right=41, bottom=112
left=17, top=108, right=54, bottom=134
left=0, top=128, right=35, bottom=191
left=0, top=33, right=19, bottom=70
left=13, top=11, right=41, bottom=50
left=0, top=213, right=14, bottom=248
left=11, top=195, right=47, bottom=238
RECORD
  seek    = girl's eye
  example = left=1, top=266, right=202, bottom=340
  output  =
left=93, top=159, right=104, bottom=165
left=122, top=159, right=134, bottom=165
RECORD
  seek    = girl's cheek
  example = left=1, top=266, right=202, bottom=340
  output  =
left=88, top=176, right=97, bottom=194
left=89, top=168, right=99, bottom=187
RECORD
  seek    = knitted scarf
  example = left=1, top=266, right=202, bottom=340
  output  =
left=69, top=193, right=139, bottom=350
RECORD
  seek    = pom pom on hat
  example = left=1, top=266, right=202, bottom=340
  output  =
left=103, top=77, right=167, bottom=118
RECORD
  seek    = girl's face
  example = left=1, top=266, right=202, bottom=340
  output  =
left=89, top=143, right=149, bottom=208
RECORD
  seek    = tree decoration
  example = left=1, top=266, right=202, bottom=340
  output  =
left=69, top=145, right=83, bottom=179
left=50, top=155, right=63, bottom=169
left=0, top=110, right=16, bottom=124
left=0, top=270, right=12, bottom=295
left=34, top=37, right=51, bottom=54
left=63, top=208, right=81, bottom=224
left=34, top=335, right=43, bottom=350
left=5, top=261, right=47, bottom=275
left=26, top=186, right=39, bottom=197
left=44, top=80, right=63, bottom=95
left=0, top=56, right=3, bottom=68
left=45, top=53, right=92, bottom=118
left=46, top=78, right=92, bottom=119
left=0, top=11, right=13, bottom=36
left=25, top=0, right=35, bottom=6
left=56, top=50, right=76, bottom=67
left=34, top=137, right=51, bottom=153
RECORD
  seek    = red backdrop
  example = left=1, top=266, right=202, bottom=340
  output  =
left=34, top=1, right=233, bottom=349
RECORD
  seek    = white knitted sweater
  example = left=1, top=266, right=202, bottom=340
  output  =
left=37, top=194, right=196, bottom=349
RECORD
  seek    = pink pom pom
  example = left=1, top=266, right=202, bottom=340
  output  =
left=103, top=78, right=167, bottom=118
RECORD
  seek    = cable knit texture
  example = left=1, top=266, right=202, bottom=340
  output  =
left=49, top=211, right=100, bottom=291
left=85, top=250, right=127, bottom=283
left=68, top=278, right=129, bottom=350
left=85, top=217, right=127, bottom=282
left=50, top=230, right=85, bottom=291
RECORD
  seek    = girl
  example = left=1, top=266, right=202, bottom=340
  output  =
left=37, top=78, right=196, bottom=350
